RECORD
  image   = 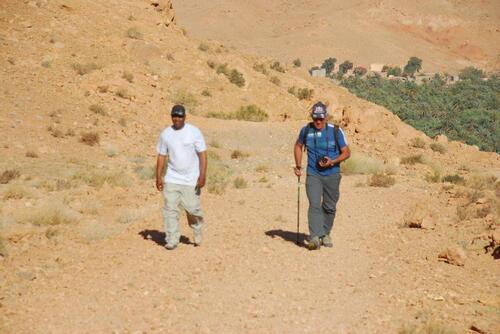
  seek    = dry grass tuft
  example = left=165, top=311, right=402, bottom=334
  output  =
left=442, top=174, right=465, bottom=185
left=430, top=142, right=447, bottom=154
left=369, top=173, right=396, bottom=187
left=115, top=88, right=130, bottom=99
left=89, top=104, right=107, bottom=116
left=231, top=150, right=249, bottom=159
left=169, top=90, right=198, bottom=114
left=401, top=154, right=424, bottom=165
left=72, top=62, right=101, bottom=75
left=233, top=177, right=248, bottom=189
left=80, top=132, right=100, bottom=146
left=0, top=169, right=20, bottom=184
left=270, top=76, right=281, bottom=86
left=127, top=27, right=143, bottom=39
left=466, top=174, right=497, bottom=190
left=255, top=165, right=268, bottom=173
left=122, top=71, right=134, bottom=83
left=25, top=150, right=39, bottom=158
left=3, top=184, right=27, bottom=200
left=105, top=145, right=119, bottom=157
left=21, top=203, right=73, bottom=226
left=342, top=153, right=384, bottom=175
left=207, top=159, right=231, bottom=195
left=73, top=169, right=132, bottom=188
left=198, top=43, right=210, bottom=52
left=410, top=137, right=426, bottom=148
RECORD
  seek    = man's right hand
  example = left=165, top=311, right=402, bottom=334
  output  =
left=156, top=179, right=164, bottom=191
left=294, top=166, right=302, bottom=177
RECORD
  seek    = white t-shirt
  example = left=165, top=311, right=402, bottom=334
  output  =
left=156, top=123, right=207, bottom=186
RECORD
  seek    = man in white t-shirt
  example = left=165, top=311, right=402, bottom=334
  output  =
left=156, top=105, right=207, bottom=250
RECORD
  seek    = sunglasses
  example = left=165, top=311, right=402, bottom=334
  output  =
left=171, top=114, right=185, bottom=118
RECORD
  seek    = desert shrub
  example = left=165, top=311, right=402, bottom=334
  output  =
left=401, top=154, right=424, bottom=165
left=207, top=150, right=221, bottom=161
left=425, top=169, right=441, bottom=183
left=198, top=43, right=210, bottom=52
left=134, top=166, right=155, bottom=180
left=297, top=88, right=314, bottom=100
left=3, top=184, right=27, bottom=200
left=342, top=153, right=384, bottom=175
left=341, top=72, right=500, bottom=152
left=72, top=62, right=101, bottom=75
left=410, top=137, right=426, bottom=148
left=255, top=165, right=268, bottom=173
left=0, top=169, right=20, bottom=184
left=231, top=150, right=249, bottom=159
left=73, top=169, right=132, bottom=188
left=169, top=90, right=198, bottom=113
left=22, top=203, right=73, bottom=226
left=293, top=58, right=301, bottom=67
left=80, top=132, right=100, bottom=146
left=216, top=63, right=229, bottom=75
left=26, top=150, right=39, bottom=158
left=459, top=66, right=485, bottom=81
left=466, top=174, right=497, bottom=190
left=89, top=104, right=107, bottom=116
left=442, top=174, right=465, bottom=185
left=233, top=105, right=268, bottom=122
left=127, top=27, right=143, bottom=39
left=115, top=88, right=130, bottom=99
left=369, top=173, right=395, bottom=187
left=105, top=145, right=119, bottom=157
left=270, top=76, right=280, bottom=86
left=228, top=69, right=245, bottom=87
left=386, top=66, right=402, bottom=77
left=270, top=61, right=285, bottom=73
left=201, top=89, right=211, bottom=97
left=122, top=71, right=134, bottom=83
left=253, top=63, right=268, bottom=75
left=430, top=142, right=446, bottom=154
left=233, top=177, right=248, bottom=189
left=207, top=160, right=231, bottom=195
left=258, top=176, right=268, bottom=183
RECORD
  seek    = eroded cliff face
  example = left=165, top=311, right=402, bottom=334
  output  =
left=150, top=0, right=176, bottom=27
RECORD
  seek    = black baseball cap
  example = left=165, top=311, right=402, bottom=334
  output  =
left=171, top=105, right=186, bottom=117
left=311, top=102, right=327, bottom=119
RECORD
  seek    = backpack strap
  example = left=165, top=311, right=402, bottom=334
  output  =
left=302, top=122, right=313, bottom=151
left=333, top=124, right=340, bottom=153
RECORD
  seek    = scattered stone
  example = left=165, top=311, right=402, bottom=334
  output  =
left=438, top=246, right=466, bottom=266
left=402, top=203, right=435, bottom=229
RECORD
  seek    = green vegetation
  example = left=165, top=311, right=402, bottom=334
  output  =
left=209, top=62, right=245, bottom=87
left=341, top=70, right=499, bottom=152
left=207, top=105, right=268, bottom=122
left=321, top=57, right=337, bottom=75
left=288, top=86, right=314, bottom=100
left=403, top=56, right=422, bottom=76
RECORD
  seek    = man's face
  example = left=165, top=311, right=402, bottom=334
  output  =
left=171, top=115, right=186, bottom=129
left=312, top=117, right=326, bottom=129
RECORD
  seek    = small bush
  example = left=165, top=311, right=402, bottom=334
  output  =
left=21, top=203, right=73, bottom=226
left=122, top=71, right=134, bottom=83
left=169, top=90, right=198, bottom=113
left=442, top=174, right=465, bottom=185
left=425, top=169, right=441, bottom=183
left=430, top=142, right=446, bottom=154
left=228, top=69, right=245, bottom=87
left=288, top=86, right=314, bottom=100
left=293, top=58, right=302, bottom=67
left=3, top=184, right=27, bottom=200
left=80, top=132, right=100, bottom=146
left=216, top=63, right=229, bottom=75
left=369, top=174, right=396, bottom=187
left=207, top=160, right=231, bottom=195
left=255, top=165, right=268, bottom=173
left=72, top=62, right=101, bottom=75
left=401, top=154, right=424, bottom=165
left=26, top=150, right=39, bottom=158
left=258, top=176, right=268, bottom=183
left=231, top=150, right=249, bottom=159
left=233, top=177, right=248, bottom=189
left=0, top=169, right=20, bottom=184
left=115, top=88, right=130, bottom=99
left=127, top=27, right=143, bottom=39
left=198, top=43, right=210, bottom=52
left=201, top=89, right=211, bottom=97
left=410, top=137, right=426, bottom=148
left=233, top=105, right=268, bottom=122
left=342, top=153, right=384, bottom=175
left=134, top=165, right=155, bottom=180
left=253, top=63, right=268, bottom=75
left=270, top=61, right=285, bottom=73
left=89, top=104, right=107, bottom=116
left=270, top=76, right=281, bottom=86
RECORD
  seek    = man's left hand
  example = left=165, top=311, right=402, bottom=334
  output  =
left=319, top=157, right=335, bottom=168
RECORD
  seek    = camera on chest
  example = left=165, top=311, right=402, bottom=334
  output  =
left=316, top=156, right=330, bottom=170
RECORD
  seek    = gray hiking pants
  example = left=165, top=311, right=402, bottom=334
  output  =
left=306, top=173, right=341, bottom=238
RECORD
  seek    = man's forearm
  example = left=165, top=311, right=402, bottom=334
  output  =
left=198, top=151, right=207, bottom=177
left=294, top=143, right=303, bottom=167
left=156, top=155, right=166, bottom=181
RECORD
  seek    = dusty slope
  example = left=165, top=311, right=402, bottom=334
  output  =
left=173, top=0, right=500, bottom=72
left=0, top=0, right=499, bottom=333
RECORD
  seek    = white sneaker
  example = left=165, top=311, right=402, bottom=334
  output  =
left=193, top=230, right=202, bottom=247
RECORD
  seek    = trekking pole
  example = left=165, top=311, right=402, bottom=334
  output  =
left=296, top=175, right=300, bottom=245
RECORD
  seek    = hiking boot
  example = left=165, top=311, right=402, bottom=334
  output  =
left=193, top=230, right=202, bottom=247
left=165, top=241, right=178, bottom=250
left=321, top=235, right=333, bottom=248
left=305, top=236, right=321, bottom=250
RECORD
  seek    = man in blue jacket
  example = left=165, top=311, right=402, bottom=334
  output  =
left=293, top=102, right=351, bottom=250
